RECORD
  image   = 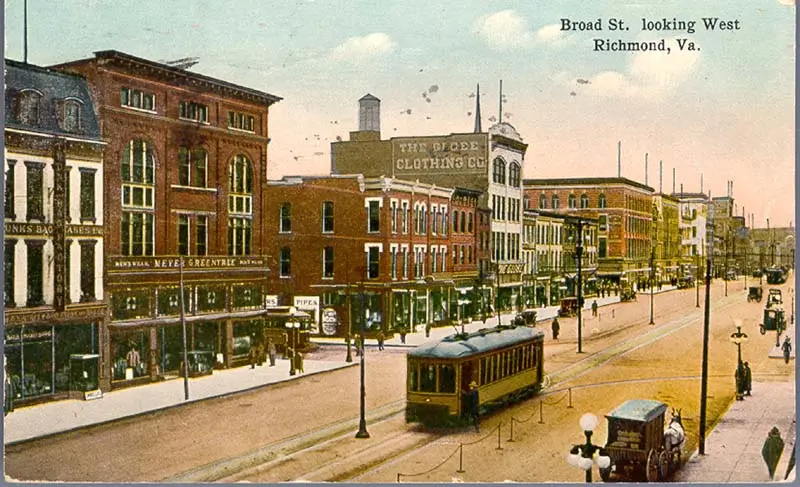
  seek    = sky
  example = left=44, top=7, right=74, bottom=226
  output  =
left=4, top=0, right=796, bottom=228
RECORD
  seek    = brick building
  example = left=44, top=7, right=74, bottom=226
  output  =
left=263, top=175, right=482, bottom=337
left=523, top=177, right=655, bottom=290
left=331, top=95, right=528, bottom=313
left=4, top=59, right=106, bottom=404
left=52, top=51, right=281, bottom=390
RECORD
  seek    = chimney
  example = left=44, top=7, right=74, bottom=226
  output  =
left=358, top=94, right=381, bottom=133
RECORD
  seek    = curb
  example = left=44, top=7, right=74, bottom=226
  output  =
left=5, top=363, right=358, bottom=447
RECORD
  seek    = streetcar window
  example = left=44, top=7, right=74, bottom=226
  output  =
left=516, top=347, right=523, bottom=372
left=408, top=361, right=418, bottom=392
left=481, top=357, right=487, bottom=385
left=420, top=364, right=437, bottom=392
left=439, top=364, right=456, bottom=393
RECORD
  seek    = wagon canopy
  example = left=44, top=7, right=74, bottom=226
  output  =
left=606, top=399, right=667, bottom=423
left=408, top=325, right=545, bottom=359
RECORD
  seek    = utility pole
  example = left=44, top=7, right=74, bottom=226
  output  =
left=699, top=209, right=714, bottom=455
left=575, top=219, right=585, bottom=353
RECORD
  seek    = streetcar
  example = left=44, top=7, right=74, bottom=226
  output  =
left=766, top=267, right=788, bottom=285
left=405, top=324, right=545, bottom=426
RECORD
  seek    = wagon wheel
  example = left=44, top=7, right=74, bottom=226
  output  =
left=658, top=450, right=670, bottom=479
left=646, top=449, right=660, bottom=482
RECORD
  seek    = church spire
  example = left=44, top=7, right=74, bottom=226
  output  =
left=473, top=83, right=482, bottom=133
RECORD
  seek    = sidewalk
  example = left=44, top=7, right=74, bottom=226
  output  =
left=312, top=292, right=627, bottom=349
left=674, top=380, right=796, bottom=483
left=3, top=358, right=354, bottom=445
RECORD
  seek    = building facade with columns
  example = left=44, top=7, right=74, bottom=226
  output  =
left=52, top=51, right=281, bottom=391
left=4, top=59, right=106, bottom=404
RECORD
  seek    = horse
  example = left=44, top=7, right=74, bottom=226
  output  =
left=664, top=408, right=686, bottom=453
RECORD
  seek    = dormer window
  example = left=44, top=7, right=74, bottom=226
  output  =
left=16, top=90, right=42, bottom=125
left=62, top=99, right=82, bottom=132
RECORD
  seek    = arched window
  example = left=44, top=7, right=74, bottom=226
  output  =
left=539, top=193, right=547, bottom=209
left=580, top=193, right=589, bottom=209
left=568, top=194, right=576, bottom=209
left=492, top=158, right=506, bottom=184
left=551, top=194, right=559, bottom=210
left=598, top=194, right=607, bottom=209
left=228, top=154, right=253, bottom=255
left=16, top=90, right=42, bottom=126
left=120, top=139, right=156, bottom=256
left=508, top=162, right=521, bottom=187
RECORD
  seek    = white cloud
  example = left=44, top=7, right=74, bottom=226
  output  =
left=474, top=10, right=534, bottom=50
left=587, top=38, right=701, bottom=99
left=535, top=24, right=564, bottom=43
left=328, top=33, right=396, bottom=62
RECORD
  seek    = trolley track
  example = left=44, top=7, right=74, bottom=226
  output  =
left=167, top=290, right=746, bottom=482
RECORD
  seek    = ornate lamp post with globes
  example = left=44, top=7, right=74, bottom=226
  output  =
left=567, top=413, right=612, bottom=483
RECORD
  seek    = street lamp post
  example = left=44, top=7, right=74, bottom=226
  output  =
left=695, top=252, right=701, bottom=308
left=567, top=413, right=611, bottom=483
left=575, top=219, right=585, bottom=354
left=730, top=321, right=749, bottom=400
left=649, top=246, right=655, bottom=325
left=355, top=276, right=370, bottom=439
left=285, top=312, right=300, bottom=376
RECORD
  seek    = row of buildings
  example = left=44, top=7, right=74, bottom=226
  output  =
left=4, top=52, right=794, bottom=405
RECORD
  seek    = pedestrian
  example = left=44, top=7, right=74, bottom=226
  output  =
left=425, top=322, right=431, bottom=338
left=744, top=361, right=752, bottom=396
left=377, top=330, right=385, bottom=351
left=734, top=363, right=745, bottom=400
left=256, top=342, right=265, bottom=366
left=267, top=339, right=277, bottom=367
left=294, top=352, right=304, bottom=374
left=468, top=381, right=480, bottom=432
left=762, top=426, right=785, bottom=480
left=782, top=337, right=792, bottom=364
left=551, top=318, right=560, bottom=340
left=399, top=328, right=407, bottom=344
left=248, top=345, right=258, bottom=369
left=4, top=355, right=13, bottom=416
left=591, top=300, right=598, bottom=317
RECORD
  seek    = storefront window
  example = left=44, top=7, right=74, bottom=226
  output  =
left=54, top=324, right=98, bottom=392
left=415, top=294, right=428, bottom=325
left=159, top=325, right=184, bottom=373
left=431, top=289, right=446, bottom=323
left=111, top=328, right=150, bottom=381
left=232, top=320, right=263, bottom=360
left=157, top=287, right=191, bottom=317
left=5, top=325, right=53, bottom=399
left=393, top=292, right=410, bottom=329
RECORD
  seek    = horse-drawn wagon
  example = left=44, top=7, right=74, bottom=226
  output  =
left=747, top=286, right=763, bottom=303
left=599, top=399, right=685, bottom=482
left=760, top=306, right=786, bottom=335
